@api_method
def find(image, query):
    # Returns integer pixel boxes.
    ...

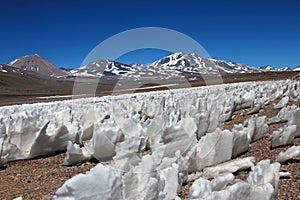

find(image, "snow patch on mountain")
[293,66,300,71]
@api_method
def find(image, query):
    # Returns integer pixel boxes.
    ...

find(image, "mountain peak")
[7,54,67,77]
[33,54,42,57]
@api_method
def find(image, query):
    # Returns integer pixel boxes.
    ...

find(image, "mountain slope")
[72,52,264,79]
[151,52,261,74]
[8,54,68,77]
[70,60,136,77]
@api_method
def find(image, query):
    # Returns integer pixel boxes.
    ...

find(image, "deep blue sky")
[0,0,299,69]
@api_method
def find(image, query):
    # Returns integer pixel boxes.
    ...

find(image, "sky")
[0,0,299,69]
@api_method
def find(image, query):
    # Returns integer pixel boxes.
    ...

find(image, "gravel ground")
[0,154,96,199]
[0,99,299,199]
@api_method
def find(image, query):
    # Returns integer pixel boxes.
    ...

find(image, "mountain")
[7,54,68,77]
[260,66,277,71]
[5,52,295,81]
[259,66,291,72]
[0,64,10,73]
[293,66,300,71]
[70,60,137,77]
[72,52,263,80]
[152,52,261,74]
[279,67,292,71]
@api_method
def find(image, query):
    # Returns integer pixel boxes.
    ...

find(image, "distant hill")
[7,54,68,77]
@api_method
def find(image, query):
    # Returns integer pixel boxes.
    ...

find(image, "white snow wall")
[1,80,300,167]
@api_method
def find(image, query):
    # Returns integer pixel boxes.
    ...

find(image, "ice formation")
[0,80,300,199]
[244,116,268,142]
[193,128,234,171]
[273,96,289,109]
[270,125,296,148]
[54,164,123,199]
[0,80,297,167]
[203,157,255,178]
[276,145,300,162]
[267,105,298,124]
[287,109,300,137]
[231,124,251,158]
[190,160,280,200]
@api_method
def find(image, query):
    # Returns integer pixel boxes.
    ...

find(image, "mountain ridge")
[3,52,298,79]
[71,52,293,79]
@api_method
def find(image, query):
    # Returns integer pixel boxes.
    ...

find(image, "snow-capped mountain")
[70,60,138,77]
[260,66,277,71]
[8,54,68,77]
[293,66,300,71]
[72,52,264,79]
[259,66,291,72]
[151,52,261,74]
[5,52,295,80]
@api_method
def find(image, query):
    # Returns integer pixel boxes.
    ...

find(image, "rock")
[276,145,300,162]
